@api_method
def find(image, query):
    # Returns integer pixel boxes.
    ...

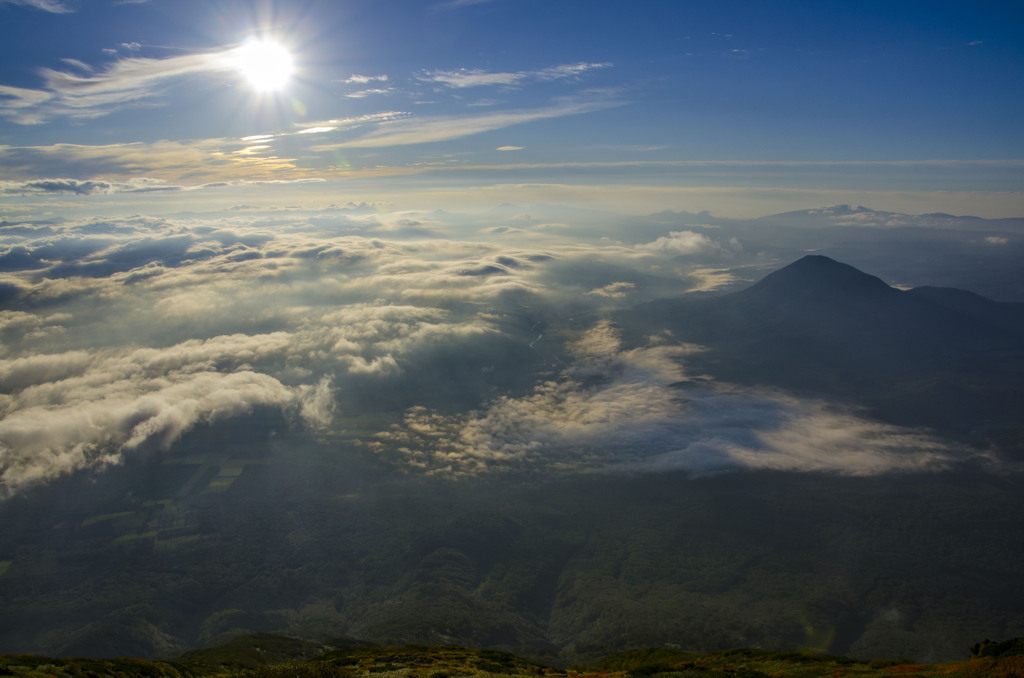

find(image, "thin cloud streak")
[431,0,500,11]
[0,0,72,12]
[0,176,324,195]
[292,112,410,135]
[345,88,394,99]
[343,74,389,84]
[0,46,247,123]
[437,158,1024,171]
[419,62,611,89]
[312,100,620,150]
[0,137,308,183]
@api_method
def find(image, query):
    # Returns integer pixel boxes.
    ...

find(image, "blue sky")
[1,0,1023,217]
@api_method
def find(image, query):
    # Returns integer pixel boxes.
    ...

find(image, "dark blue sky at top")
[2,1,1019,144]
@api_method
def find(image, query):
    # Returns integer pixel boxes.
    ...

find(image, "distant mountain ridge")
[751,204,1024,232]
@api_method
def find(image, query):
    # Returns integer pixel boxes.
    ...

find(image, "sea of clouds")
[0,206,964,495]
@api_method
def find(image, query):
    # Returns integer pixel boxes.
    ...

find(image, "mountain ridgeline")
[622,254,1024,441]
[5,633,1024,678]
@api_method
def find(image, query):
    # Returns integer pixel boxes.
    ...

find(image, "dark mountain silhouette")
[722,255,1023,361]
[734,254,898,303]
[622,255,1024,439]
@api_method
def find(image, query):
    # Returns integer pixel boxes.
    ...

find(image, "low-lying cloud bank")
[0,208,975,495]
[369,322,957,477]
[0,366,329,496]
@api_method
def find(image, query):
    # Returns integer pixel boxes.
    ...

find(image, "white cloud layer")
[0,212,556,494]
[637,230,741,257]
[370,322,956,477]
[0,365,309,496]
[0,208,974,496]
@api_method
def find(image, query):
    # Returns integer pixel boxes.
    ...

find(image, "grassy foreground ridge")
[2,634,1023,678]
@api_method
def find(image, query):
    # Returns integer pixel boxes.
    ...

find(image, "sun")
[231,38,294,92]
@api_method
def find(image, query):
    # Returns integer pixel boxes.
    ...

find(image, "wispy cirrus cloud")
[0,110,413,186]
[290,112,410,137]
[422,69,522,88]
[424,158,1024,171]
[0,176,323,196]
[101,42,142,56]
[339,75,393,98]
[311,99,619,150]
[0,0,73,12]
[346,88,394,99]
[418,62,611,89]
[343,74,389,84]
[0,45,247,124]
[431,0,499,11]
[59,58,93,73]
[0,85,53,124]
[0,136,311,184]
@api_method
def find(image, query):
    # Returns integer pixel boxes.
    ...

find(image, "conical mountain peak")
[738,254,897,303]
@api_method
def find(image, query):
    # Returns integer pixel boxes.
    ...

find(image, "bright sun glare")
[231,38,294,92]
